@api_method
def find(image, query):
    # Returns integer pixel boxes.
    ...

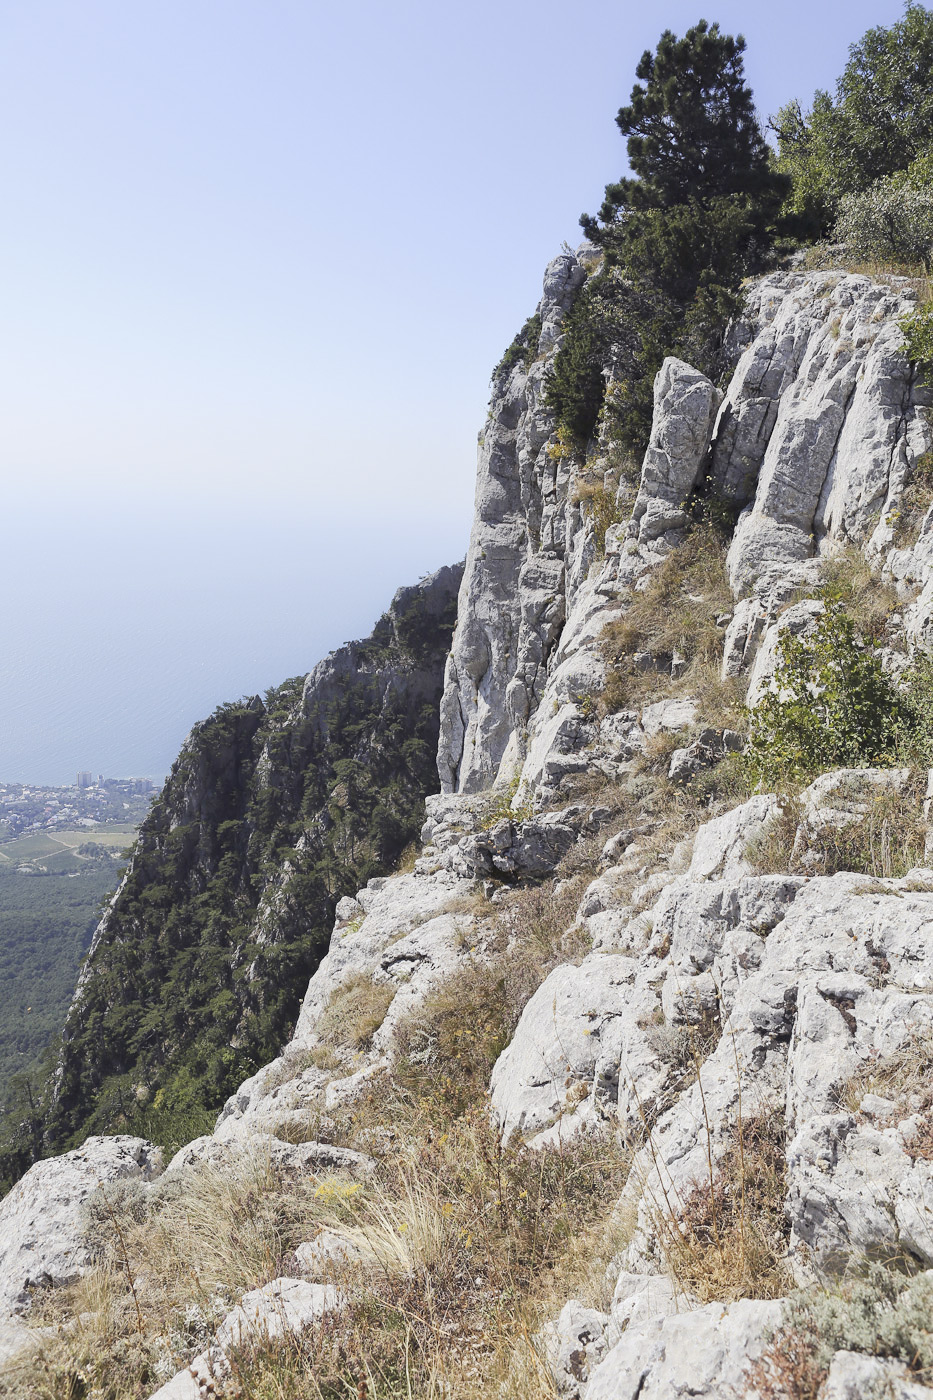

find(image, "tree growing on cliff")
[582,20,784,239]
[549,22,784,451]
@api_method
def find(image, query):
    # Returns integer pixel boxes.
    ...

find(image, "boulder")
[584,1297,782,1399]
[0,1135,161,1336]
[821,1349,933,1399]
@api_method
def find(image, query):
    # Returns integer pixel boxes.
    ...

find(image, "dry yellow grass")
[318,974,395,1051]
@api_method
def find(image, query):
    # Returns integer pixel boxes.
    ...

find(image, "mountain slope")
[4,566,461,1179]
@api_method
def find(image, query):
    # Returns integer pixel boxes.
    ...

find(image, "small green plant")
[744,602,904,786]
[492,312,543,388]
[901,302,933,374]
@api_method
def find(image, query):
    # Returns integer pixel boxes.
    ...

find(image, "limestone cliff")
[4,256,933,1400]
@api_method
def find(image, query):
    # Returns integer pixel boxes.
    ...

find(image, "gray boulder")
[0,1135,161,1358]
[584,1297,781,1399]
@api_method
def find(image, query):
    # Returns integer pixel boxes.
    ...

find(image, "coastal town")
[0,776,156,843]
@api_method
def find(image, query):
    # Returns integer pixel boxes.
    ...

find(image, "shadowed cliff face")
[29,565,461,1163]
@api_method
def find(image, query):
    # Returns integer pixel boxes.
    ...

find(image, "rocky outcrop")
[7,255,933,1396]
[0,1135,161,1360]
[630,358,722,545]
[440,267,932,813]
[437,251,589,795]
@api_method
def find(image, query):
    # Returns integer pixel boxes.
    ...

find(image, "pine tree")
[582,20,786,239]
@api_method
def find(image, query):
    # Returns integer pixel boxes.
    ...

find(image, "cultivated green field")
[0,825,136,864]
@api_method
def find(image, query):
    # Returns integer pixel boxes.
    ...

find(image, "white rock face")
[439,266,932,805]
[584,1298,781,1399]
[0,1135,161,1359]
[213,866,478,1141]
[437,250,588,794]
[490,954,664,1143]
[821,1350,933,1399]
[713,271,930,595]
[629,358,721,544]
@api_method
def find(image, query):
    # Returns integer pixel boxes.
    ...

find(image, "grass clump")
[392,880,590,1131]
[653,1114,792,1306]
[840,1028,933,1125]
[817,546,899,641]
[318,974,395,1052]
[572,470,630,557]
[600,523,736,718]
[893,446,933,547]
[747,778,928,880]
[1,1151,333,1400]
[223,1115,631,1400]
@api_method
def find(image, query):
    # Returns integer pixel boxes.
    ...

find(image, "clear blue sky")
[0,0,908,783]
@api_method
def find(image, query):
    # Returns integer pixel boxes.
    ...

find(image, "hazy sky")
[0,0,908,783]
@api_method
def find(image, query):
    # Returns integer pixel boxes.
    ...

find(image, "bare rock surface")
[584,1298,781,1399]
[821,1350,933,1399]
[0,1136,161,1360]
[629,357,721,544]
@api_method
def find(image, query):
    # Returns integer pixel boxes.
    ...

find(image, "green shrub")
[902,304,933,373]
[835,162,933,267]
[491,312,543,389]
[774,5,933,235]
[744,603,904,786]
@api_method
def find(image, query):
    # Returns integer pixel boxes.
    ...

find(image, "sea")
[1,494,466,787]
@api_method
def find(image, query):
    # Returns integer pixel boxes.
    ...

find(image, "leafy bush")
[744,603,904,786]
[834,163,933,267]
[902,305,933,373]
[491,312,543,389]
[774,4,933,233]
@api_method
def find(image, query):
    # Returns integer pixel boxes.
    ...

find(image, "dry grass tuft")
[318,974,395,1052]
[600,524,735,718]
[221,1116,630,1399]
[892,448,933,549]
[840,1028,933,1123]
[2,1150,334,1399]
[391,878,591,1130]
[818,545,900,639]
[747,779,927,879]
[654,1114,792,1305]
